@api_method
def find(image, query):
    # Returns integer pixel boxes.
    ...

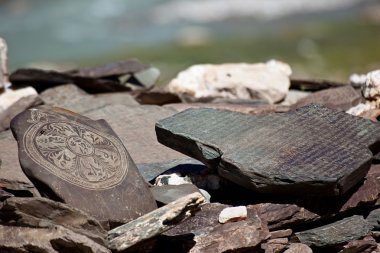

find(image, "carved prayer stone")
[10,107,157,227]
[156,104,380,196]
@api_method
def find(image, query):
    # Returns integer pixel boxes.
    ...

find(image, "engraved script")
[24,111,128,190]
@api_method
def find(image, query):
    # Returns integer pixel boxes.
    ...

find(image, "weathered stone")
[0,37,8,91]
[261,240,288,253]
[10,107,157,227]
[151,184,203,205]
[0,197,106,245]
[0,87,41,131]
[154,173,192,186]
[281,90,311,106]
[248,203,320,230]
[292,85,362,111]
[0,224,110,253]
[218,206,247,224]
[134,89,182,105]
[358,109,380,122]
[156,105,379,196]
[167,60,291,104]
[10,68,129,93]
[362,69,380,108]
[346,103,372,116]
[165,102,289,115]
[0,130,39,196]
[283,243,313,253]
[270,229,293,239]
[339,237,379,253]
[107,192,205,252]
[85,104,186,165]
[40,84,137,114]
[366,208,380,230]
[136,158,207,182]
[295,215,372,248]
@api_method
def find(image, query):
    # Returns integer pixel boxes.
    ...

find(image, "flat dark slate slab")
[10,107,157,227]
[295,215,372,248]
[292,85,362,111]
[156,104,380,196]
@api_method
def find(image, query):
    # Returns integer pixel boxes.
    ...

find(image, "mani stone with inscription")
[10,107,157,228]
[156,104,380,196]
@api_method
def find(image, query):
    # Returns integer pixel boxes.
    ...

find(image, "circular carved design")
[23,121,128,190]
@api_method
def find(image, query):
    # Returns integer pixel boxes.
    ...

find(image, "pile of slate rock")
[2,37,380,253]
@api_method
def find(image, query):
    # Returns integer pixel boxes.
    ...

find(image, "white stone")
[218,206,247,224]
[154,173,192,186]
[167,60,291,104]
[199,189,211,203]
[362,70,380,108]
[349,73,366,88]
[0,87,39,131]
[346,103,372,116]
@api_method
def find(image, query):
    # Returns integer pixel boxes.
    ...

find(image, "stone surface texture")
[283,243,313,253]
[0,197,106,245]
[156,104,379,196]
[362,69,380,108]
[107,192,205,252]
[295,215,372,248]
[10,107,157,227]
[0,224,110,253]
[292,85,361,111]
[167,60,291,104]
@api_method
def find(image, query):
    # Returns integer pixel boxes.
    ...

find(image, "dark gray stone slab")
[156,104,379,196]
[40,84,138,114]
[85,105,187,165]
[0,224,111,253]
[0,196,106,245]
[295,215,372,248]
[292,85,362,111]
[0,130,39,196]
[10,107,157,228]
[150,184,202,205]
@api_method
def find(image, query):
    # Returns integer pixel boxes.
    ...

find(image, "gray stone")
[85,104,186,165]
[0,130,39,196]
[151,184,203,205]
[156,104,379,196]
[292,85,362,111]
[0,197,106,245]
[11,107,157,228]
[295,215,372,248]
[0,224,110,253]
[107,192,205,252]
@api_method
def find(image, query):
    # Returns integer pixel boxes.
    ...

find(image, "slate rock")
[0,224,110,253]
[261,239,288,253]
[85,104,186,165]
[156,104,379,196]
[107,192,205,252]
[0,196,106,245]
[151,184,203,205]
[134,89,182,105]
[0,130,39,196]
[10,107,157,227]
[295,215,372,248]
[339,237,379,253]
[165,102,289,115]
[40,84,138,114]
[292,85,362,111]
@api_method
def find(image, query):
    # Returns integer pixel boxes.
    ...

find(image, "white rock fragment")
[218,206,247,224]
[0,37,9,91]
[199,189,211,203]
[154,173,192,186]
[349,73,366,88]
[167,60,292,104]
[346,103,372,116]
[0,87,40,131]
[362,70,380,108]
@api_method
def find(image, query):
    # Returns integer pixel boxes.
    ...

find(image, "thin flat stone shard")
[295,215,372,248]
[292,85,362,111]
[10,107,157,227]
[156,104,379,196]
